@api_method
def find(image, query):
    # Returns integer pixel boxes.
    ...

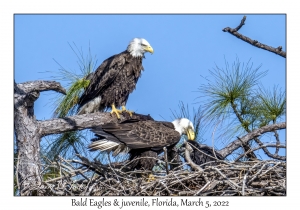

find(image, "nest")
[27,153,286,196]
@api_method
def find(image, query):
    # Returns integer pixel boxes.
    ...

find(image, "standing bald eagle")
[89,117,195,171]
[77,38,153,118]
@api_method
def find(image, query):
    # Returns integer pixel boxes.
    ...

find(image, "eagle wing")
[100,120,181,150]
[78,51,127,106]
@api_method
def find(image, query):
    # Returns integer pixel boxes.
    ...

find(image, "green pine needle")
[257,85,286,124]
[42,42,97,160]
[199,58,267,123]
[53,78,90,118]
[45,130,89,160]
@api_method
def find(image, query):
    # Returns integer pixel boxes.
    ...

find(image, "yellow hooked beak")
[187,128,195,140]
[144,45,154,54]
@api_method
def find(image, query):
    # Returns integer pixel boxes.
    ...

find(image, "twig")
[194,181,211,195]
[44,182,65,196]
[15,151,21,193]
[184,141,204,173]
[272,123,281,155]
[234,143,286,162]
[207,166,241,189]
[242,173,247,196]
[222,16,286,58]
[211,120,221,160]
[163,147,169,175]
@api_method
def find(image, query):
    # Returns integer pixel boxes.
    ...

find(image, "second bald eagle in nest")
[77,38,154,118]
[89,116,195,172]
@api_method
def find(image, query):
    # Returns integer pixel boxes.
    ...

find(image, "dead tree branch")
[251,135,286,161]
[38,112,123,137]
[234,143,286,162]
[222,16,286,58]
[219,122,286,159]
[184,141,204,173]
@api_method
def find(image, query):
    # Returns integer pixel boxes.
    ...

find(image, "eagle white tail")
[88,139,130,156]
[88,140,120,151]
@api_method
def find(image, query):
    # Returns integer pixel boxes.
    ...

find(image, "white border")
[3,1,297,209]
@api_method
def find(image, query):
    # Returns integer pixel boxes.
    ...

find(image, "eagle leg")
[110,104,123,119]
[121,106,134,117]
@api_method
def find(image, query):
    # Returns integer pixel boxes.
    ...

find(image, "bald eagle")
[77,38,154,118]
[89,116,195,171]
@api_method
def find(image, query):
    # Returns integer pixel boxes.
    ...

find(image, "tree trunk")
[14,81,66,195]
[14,105,42,195]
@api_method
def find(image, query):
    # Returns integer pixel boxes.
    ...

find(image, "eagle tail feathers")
[88,139,130,156]
[88,140,119,151]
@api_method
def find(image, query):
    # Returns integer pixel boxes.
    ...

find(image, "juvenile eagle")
[77,38,154,118]
[185,140,224,168]
[89,117,195,171]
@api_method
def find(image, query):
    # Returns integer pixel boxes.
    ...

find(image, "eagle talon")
[110,104,123,119]
[121,106,134,117]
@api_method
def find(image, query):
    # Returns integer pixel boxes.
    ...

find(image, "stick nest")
[26,156,286,196]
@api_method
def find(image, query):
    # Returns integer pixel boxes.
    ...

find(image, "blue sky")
[14,14,286,158]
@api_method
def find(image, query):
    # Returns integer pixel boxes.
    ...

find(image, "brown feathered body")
[89,117,182,171]
[77,51,143,114]
[186,140,224,168]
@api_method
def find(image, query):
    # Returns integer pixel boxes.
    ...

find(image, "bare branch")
[184,141,204,173]
[219,122,286,158]
[211,120,221,160]
[234,143,286,162]
[251,134,286,160]
[230,101,257,160]
[234,15,246,31]
[272,125,281,155]
[163,147,169,175]
[38,112,118,136]
[16,80,66,95]
[194,181,211,196]
[38,112,152,137]
[222,16,286,58]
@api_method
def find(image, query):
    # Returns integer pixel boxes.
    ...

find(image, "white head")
[172,118,195,140]
[127,38,154,57]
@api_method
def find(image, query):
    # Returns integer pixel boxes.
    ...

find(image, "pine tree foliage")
[44,43,97,159]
